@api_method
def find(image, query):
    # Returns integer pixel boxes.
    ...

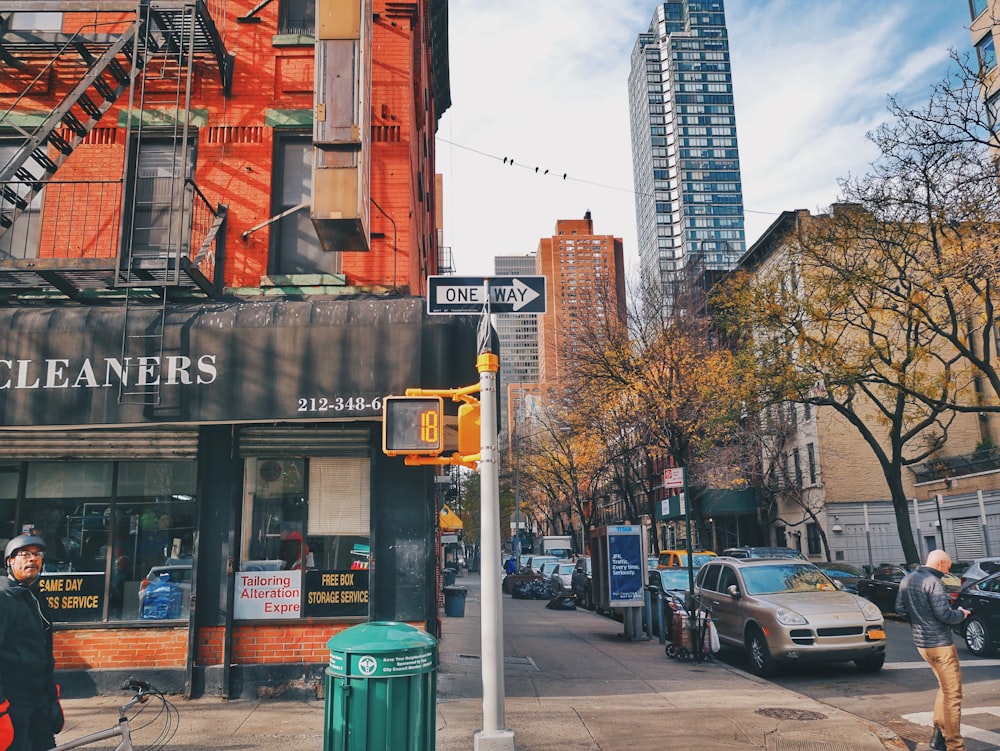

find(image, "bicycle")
[50,679,179,751]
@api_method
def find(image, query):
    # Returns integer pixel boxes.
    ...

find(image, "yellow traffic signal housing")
[382,396,444,456]
[457,402,480,457]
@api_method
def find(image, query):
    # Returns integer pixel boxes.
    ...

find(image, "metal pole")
[474,329,515,750]
[979,490,992,557]
[934,493,945,553]
[681,468,699,661]
[513,429,521,558]
[864,503,873,572]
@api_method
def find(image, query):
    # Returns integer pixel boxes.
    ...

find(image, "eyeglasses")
[11,549,44,560]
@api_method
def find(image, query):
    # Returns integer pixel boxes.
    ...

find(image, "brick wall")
[58,623,350,671]
[54,628,188,670]
[6,0,441,292]
[53,621,433,673]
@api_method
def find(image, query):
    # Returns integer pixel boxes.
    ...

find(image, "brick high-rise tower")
[536,212,626,389]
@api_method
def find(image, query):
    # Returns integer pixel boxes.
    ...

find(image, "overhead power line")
[435,136,780,217]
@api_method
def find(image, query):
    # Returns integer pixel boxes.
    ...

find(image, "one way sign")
[427,275,547,315]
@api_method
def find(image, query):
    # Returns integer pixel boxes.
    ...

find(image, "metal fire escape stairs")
[0,0,233,407]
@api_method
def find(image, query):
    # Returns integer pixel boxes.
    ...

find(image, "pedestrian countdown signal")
[382,396,444,455]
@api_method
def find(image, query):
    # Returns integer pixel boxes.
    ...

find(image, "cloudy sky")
[436,1,974,279]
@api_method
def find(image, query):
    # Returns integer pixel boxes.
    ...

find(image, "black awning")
[0,297,479,427]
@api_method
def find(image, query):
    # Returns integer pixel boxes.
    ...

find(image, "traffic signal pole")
[474,350,515,751]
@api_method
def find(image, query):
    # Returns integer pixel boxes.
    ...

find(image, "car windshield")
[822,564,862,579]
[658,569,690,590]
[557,563,574,575]
[740,563,836,594]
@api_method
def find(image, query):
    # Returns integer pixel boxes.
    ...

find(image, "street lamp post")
[513,429,522,558]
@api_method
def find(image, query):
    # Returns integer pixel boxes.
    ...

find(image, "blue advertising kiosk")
[589,525,647,639]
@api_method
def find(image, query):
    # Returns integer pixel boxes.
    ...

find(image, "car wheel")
[854,652,885,673]
[964,616,993,656]
[746,626,778,678]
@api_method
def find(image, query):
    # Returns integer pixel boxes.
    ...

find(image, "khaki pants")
[918,644,965,751]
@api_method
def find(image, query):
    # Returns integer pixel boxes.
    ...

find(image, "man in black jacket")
[896,549,970,751]
[0,534,63,751]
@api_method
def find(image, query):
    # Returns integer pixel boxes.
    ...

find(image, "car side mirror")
[726,584,741,599]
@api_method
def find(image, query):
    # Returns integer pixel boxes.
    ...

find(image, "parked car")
[648,567,692,601]
[815,562,865,594]
[955,569,1000,656]
[857,564,962,614]
[647,567,692,639]
[695,558,886,677]
[721,547,806,560]
[525,555,558,575]
[959,557,1000,587]
[657,549,716,569]
[571,555,594,609]
[538,560,561,581]
[550,562,576,594]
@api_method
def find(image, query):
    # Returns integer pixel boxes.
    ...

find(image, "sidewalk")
[55,568,914,751]
[435,569,907,751]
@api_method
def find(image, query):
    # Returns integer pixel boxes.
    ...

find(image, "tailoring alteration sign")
[235,571,301,619]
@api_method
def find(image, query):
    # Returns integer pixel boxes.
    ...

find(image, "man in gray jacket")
[895,550,970,751]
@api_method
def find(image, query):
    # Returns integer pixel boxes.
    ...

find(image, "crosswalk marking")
[902,708,1000,746]
[884,659,1000,670]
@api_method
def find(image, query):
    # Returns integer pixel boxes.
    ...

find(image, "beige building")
[742,209,1000,567]
[970,0,999,118]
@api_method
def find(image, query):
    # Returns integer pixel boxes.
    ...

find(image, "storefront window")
[238,456,370,619]
[0,464,17,543]
[6,460,196,623]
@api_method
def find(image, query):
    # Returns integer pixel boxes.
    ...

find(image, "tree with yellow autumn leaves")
[714,52,1000,564]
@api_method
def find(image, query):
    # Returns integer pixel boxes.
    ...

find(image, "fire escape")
[0,0,232,405]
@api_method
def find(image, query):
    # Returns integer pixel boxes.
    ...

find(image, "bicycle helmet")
[5,534,46,562]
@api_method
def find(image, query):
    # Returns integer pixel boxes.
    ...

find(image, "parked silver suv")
[695,557,886,677]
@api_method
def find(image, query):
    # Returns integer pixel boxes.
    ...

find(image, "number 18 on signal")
[382,396,444,455]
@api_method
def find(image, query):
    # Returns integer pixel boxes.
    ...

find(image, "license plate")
[867,628,886,640]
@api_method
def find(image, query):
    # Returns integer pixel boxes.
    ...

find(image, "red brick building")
[536,212,626,388]
[0,0,469,698]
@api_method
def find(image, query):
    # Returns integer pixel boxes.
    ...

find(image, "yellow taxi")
[657,549,716,569]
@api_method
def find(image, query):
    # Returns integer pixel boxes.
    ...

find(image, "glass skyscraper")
[628,0,746,318]
[494,253,540,427]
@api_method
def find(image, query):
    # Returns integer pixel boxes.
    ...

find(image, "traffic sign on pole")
[663,467,685,489]
[427,275,546,315]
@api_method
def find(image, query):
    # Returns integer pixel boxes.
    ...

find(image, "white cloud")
[438,1,973,278]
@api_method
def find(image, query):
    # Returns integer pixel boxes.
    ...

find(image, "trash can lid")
[327,621,437,654]
[326,622,437,678]
[443,586,467,594]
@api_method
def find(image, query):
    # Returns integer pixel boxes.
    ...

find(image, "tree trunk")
[888,473,919,565]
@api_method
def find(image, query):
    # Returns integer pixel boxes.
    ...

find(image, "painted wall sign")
[0,299,478,427]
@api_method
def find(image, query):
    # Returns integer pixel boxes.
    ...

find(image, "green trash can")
[324,622,437,751]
